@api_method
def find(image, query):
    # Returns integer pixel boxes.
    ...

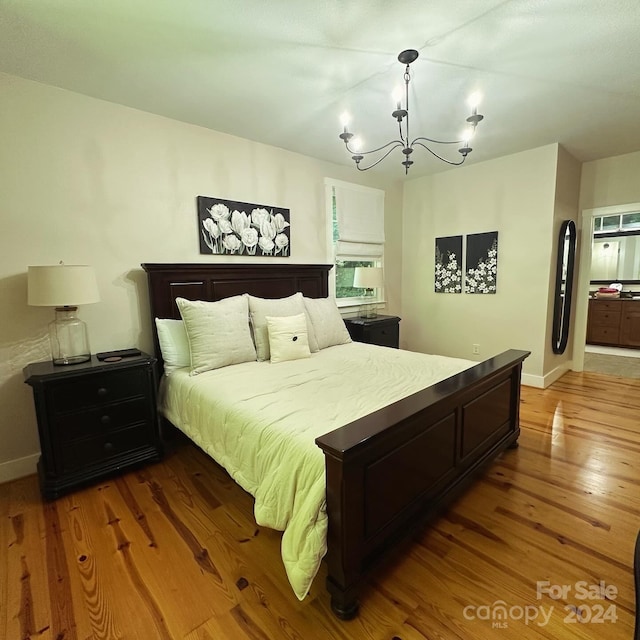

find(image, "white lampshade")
[27,264,100,366]
[28,264,100,307]
[353,267,384,290]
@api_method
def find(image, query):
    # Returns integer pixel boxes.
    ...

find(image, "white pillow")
[303,296,352,350]
[247,292,319,361]
[176,296,256,375]
[155,318,190,375]
[266,314,311,364]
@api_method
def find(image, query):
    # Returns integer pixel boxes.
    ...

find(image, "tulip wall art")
[198,196,291,257]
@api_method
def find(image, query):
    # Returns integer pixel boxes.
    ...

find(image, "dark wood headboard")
[141,262,332,361]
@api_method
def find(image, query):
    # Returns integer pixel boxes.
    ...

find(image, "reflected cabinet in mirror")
[552,220,577,355]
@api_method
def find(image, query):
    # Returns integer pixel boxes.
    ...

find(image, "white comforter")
[160,342,474,600]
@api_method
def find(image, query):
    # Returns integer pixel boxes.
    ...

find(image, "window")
[594,212,640,233]
[622,212,640,230]
[325,178,385,307]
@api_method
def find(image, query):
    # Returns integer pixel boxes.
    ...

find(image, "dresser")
[343,315,401,348]
[24,353,163,499]
[586,299,640,348]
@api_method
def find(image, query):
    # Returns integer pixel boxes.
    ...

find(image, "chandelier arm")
[411,136,462,145]
[345,139,404,157]
[353,143,406,171]
[412,141,466,166]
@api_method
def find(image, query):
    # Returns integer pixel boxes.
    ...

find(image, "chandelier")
[338,49,484,174]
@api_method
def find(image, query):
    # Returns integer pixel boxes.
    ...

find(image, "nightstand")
[344,315,401,348]
[24,353,163,500]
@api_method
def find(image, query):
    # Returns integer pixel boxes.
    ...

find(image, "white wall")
[580,150,640,211]
[400,144,562,384]
[0,72,403,481]
[542,145,581,380]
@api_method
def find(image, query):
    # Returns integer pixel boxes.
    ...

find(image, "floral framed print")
[435,235,463,293]
[198,196,290,257]
[465,231,498,293]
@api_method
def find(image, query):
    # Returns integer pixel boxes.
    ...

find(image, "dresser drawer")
[588,325,620,345]
[589,309,621,327]
[590,300,622,311]
[55,397,151,443]
[49,367,148,414]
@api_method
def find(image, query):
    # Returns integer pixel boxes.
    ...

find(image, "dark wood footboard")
[315,348,530,619]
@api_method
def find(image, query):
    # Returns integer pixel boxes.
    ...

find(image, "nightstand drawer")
[60,424,152,473]
[55,398,151,443]
[366,323,399,348]
[49,367,147,413]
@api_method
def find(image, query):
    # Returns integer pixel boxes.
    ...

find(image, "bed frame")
[142,262,530,619]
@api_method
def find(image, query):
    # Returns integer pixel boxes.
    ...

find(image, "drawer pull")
[97,387,108,398]
[100,415,111,426]
[103,442,114,453]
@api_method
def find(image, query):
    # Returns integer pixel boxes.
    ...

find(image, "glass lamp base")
[359,306,378,319]
[52,354,91,366]
[49,306,91,366]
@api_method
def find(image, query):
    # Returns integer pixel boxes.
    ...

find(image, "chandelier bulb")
[392,87,403,110]
[468,92,482,110]
[340,112,352,134]
[460,126,475,143]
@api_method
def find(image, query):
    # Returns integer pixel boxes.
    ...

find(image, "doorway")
[573,202,640,374]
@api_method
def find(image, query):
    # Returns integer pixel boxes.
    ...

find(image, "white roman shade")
[329,179,385,258]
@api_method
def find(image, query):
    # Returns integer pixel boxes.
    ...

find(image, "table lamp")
[28,264,100,365]
[353,266,383,319]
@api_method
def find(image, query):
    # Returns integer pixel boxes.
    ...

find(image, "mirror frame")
[552,219,577,355]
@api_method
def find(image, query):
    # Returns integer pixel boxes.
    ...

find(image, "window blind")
[330,180,385,259]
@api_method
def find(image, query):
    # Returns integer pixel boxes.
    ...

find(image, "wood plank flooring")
[1,370,638,639]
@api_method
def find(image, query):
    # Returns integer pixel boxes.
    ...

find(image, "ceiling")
[2,0,640,180]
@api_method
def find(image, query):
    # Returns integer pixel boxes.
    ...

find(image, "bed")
[142,262,530,619]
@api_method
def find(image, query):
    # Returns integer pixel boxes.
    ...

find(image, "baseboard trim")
[521,373,544,388]
[0,453,39,485]
[522,361,572,389]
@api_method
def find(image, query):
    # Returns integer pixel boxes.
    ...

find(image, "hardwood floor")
[2,370,639,639]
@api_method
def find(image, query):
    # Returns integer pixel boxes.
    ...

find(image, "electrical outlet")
[472,344,480,355]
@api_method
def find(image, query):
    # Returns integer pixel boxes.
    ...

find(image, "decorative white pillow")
[303,296,352,350]
[155,318,190,375]
[175,296,256,375]
[247,292,319,360]
[266,314,311,364]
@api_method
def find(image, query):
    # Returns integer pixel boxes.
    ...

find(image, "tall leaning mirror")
[552,219,577,354]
